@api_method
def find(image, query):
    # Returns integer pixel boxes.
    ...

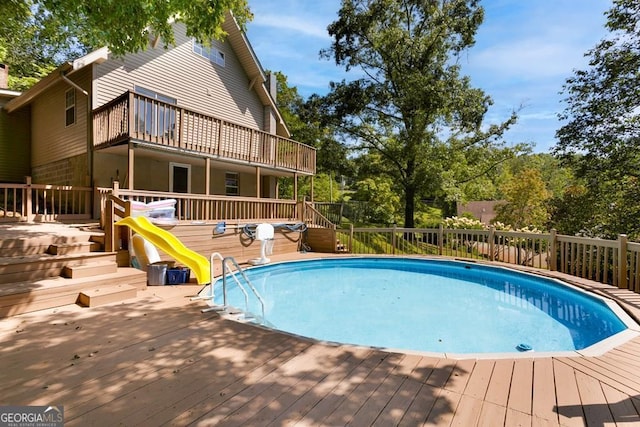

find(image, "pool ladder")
[197,252,266,323]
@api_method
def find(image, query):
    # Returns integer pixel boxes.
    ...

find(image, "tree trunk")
[404,185,416,228]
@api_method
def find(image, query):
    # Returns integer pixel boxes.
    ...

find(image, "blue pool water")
[213,258,628,354]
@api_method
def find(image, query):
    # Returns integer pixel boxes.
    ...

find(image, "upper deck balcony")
[92,91,316,175]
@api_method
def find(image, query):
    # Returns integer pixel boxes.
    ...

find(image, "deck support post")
[127,141,134,190]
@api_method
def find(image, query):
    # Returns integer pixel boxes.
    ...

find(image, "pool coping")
[209,253,640,360]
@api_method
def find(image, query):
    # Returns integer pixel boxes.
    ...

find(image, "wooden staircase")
[0,225,146,317]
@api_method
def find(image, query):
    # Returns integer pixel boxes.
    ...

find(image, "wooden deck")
[2,263,640,426]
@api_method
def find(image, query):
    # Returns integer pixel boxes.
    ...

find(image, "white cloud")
[252,14,331,39]
[246,0,614,152]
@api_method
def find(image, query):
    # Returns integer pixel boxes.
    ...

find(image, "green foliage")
[310,174,342,202]
[271,71,353,176]
[548,184,595,236]
[0,0,252,90]
[494,168,550,230]
[413,205,443,228]
[321,0,525,228]
[554,0,640,239]
[550,179,640,240]
[351,176,401,225]
[43,0,252,55]
[501,153,573,199]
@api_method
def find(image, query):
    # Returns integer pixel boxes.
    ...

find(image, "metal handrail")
[198,252,265,322]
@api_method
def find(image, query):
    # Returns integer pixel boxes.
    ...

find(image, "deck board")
[508,358,534,415]
[463,359,494,400]
[484,359,514,407]
[553,359,586,427]
[532,357,559,424]
[574,370,616,426]
[2,276,640,426]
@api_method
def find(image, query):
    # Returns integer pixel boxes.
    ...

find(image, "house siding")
[30,67,91,184]
[94,151,274,197]
[94,24,265,132]
[0,97,30,183]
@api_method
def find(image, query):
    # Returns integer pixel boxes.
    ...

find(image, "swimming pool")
[211,257,636,355]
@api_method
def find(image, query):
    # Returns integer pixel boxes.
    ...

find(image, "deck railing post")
[24,176,33,222]
[128,91,135,137]
[104,198,114,252]
[349,224,354,254]
[438,224,444,256]
[549,229,557,271]
[488,226,495,261]
[112,180,120,198]
[391,225,397,255]
[619,234,628,289]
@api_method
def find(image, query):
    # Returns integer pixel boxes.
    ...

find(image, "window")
[193,40,225,67]
[65,88,75,126]
[133,85,177,138]
[225,172,239,196]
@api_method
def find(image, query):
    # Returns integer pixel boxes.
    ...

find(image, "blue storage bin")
[166,268,191,284]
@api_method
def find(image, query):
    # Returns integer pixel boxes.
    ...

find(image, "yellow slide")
[116,216,211,285]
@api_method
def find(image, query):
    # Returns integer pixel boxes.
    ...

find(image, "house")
[456,200,503,225]
[1,12,316,224]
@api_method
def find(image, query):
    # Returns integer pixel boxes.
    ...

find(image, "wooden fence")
[337,225,640,292]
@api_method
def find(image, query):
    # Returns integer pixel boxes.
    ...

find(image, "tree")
[269,71,354,202]
[494,168,550,230]
[351,176,401,225]
[1,0,252,89]
[320,0,522,228]
[554,0,640,237]
[271,72,353,177]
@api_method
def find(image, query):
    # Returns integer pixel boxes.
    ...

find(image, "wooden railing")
[0,177,92,222]
[337,226,640,292]
[303,201,337,229]
[97,184,302,224]
[93,91,316,174]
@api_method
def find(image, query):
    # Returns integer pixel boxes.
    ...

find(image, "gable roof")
[4,13,291,138]
[4,48,109,113]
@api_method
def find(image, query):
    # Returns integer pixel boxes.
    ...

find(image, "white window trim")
[169,162,191,193]
[65,88,76,127]
[192,40,225,67]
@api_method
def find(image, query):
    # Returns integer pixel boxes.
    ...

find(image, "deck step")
[0,267,147,317]
[0,233,102,257]
[77,284,138,307]
[0,252,118,284]
[62,261,118,279]
[47,241,101,255]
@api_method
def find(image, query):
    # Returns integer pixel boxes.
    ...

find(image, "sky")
[246,0,612,153]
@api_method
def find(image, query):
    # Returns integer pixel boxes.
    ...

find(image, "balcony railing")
[92,91,316,175]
